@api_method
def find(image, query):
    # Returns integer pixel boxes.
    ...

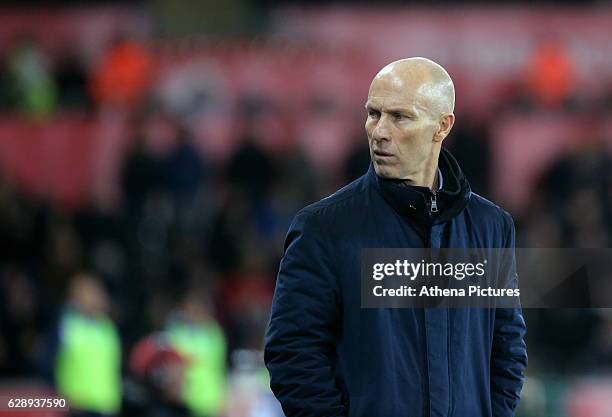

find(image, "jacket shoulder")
[469,192,513,220]
[467,192,515,239]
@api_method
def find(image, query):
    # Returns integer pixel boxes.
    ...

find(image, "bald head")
[370,57,455,117]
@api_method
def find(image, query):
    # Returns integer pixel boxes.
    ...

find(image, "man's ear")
[434,113,455,142]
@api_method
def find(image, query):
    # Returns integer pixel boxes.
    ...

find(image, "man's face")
[365,75,440,180]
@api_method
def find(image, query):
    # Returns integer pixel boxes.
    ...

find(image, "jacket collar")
[368,147,471,227]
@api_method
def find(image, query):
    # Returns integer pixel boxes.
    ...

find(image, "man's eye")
[392,113,405,120]
[368,110,380,118]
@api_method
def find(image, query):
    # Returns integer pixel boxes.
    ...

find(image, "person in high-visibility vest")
[54,273,122,417]
[166,292,227,417]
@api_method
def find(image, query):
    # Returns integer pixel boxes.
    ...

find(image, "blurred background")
[0,1,612,416]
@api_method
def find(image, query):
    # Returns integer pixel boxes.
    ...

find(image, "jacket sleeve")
[490,212,528,417]
[264,209,347,417]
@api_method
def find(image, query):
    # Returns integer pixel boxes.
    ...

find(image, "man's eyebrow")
[385,108,411,114]
[381,107,417,116]
[365,103,417,116]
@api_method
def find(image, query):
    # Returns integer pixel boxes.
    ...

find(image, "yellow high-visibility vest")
[55,310,121,414]
[167,320,226,417]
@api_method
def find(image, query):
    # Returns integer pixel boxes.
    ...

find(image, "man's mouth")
[373,150,395,159]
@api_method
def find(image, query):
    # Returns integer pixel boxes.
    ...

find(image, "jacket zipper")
[430,191,438,214]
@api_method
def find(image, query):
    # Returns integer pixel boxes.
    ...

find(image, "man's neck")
[431,170,440,191]
[406,148,441,190]
[403,171,437,188]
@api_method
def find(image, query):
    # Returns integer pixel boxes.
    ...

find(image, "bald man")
[265,58,527,417]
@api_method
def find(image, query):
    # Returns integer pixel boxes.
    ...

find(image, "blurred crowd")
[0,11,612,417]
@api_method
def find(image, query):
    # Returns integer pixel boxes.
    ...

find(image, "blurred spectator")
[279,144,318,206]
[126,332,190,417]
[446,119,492,196]
[220,244,275,353]
[51,273,122,417]
[165,290,227,417]
[520,209,564,248]
[564,187,610,247]
[7,34,57,117]
[250,145,317,253]
[207,189,251,273]
[525,39,575,110]
[226,133,277,205]
[523,309,601,373]
[0,175,47,264]
[343,140,371,184]
[73,202,125,283]
[0,266,45,376]
[536,138,612,247]
[120,127,166,217]
[54,48,91,110]
[43,215,84,307]
[163,122,208,209]
[89,34,153,110]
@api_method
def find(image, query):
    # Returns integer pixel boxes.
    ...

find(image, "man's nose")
[371,116,391,142]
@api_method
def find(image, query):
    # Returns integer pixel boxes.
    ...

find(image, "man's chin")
[373,163,397,179]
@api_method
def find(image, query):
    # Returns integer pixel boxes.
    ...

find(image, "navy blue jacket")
[264,148,527,417]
